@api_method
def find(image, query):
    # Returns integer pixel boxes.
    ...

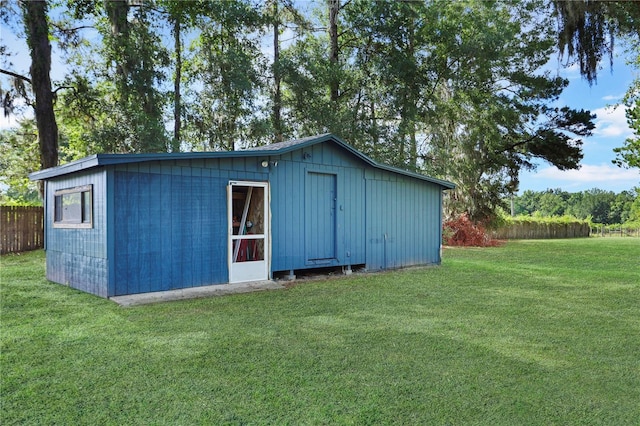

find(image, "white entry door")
[228,181,269,283]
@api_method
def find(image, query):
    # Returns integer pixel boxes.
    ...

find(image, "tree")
[102,0,169,152]
[262,0,309,143]
[538,189,569,217]
[164,2,185,152]
[613,128,640,169]
[554,1,640,171]
[512,188,638,225]
[352,0,431,170]
[280,0,361,143]
[58,0,170,154]
[578,189,616,224]
[610,190,635,224]
[7,1,59,176]
[270,0,282,142]
[514,190,541,216]
[420,1,594,221]
[554,0,640,85]
[182,0,266,151]
[328,0,340,103]
[0,120,41,204]
[613,55,640,169]
[628,188,640,223]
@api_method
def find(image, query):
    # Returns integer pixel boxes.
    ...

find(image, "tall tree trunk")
[370,100,379,154]
[219,32,235,152]
[172,12,182,152]
[408,34,418,171]
[104,0,130,90]
[21,0,58,174]
[272,0,283,143]
[409,124,417,170]
[328,0,340,102]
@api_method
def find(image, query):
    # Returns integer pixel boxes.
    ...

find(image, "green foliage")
[181,0,266,151]
[335,0,596,222]
[279,1,368,148]
[3,240,640,424]
[58,0,170,154]
[614,137,640,169]
[0,120,41,205]
[501,213,589,226]
[4,0,636,223]
[627,189,640,222]
[553,0,640,171]
[417,1,595,222]
[594,222,640,233]
[613,50,640,169]
[512,188,639,225]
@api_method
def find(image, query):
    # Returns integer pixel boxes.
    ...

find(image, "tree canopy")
[513,187,640,225]
[554,0,640,170]
[2,0,636,221]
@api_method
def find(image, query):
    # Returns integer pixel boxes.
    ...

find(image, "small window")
[53,185,93,228]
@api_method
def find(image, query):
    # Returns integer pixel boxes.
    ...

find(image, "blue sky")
[518,54,639,194]
[2,13,638,194]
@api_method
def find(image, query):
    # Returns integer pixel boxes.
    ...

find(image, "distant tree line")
[512,188,640,225]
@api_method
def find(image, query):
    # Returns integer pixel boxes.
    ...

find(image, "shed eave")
[374,163,456,189]
[29,155,101,181]
[243,133,455,189]
[28,133,456,190]
[28,150,265,181]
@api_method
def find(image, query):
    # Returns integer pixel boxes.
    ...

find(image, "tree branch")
[0,68,32,85]
[50,23,95,33]
[52,86,75,95]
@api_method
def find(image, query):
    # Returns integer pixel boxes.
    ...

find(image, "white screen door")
[228,181,269,283]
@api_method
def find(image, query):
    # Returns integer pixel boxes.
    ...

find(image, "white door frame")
[227,181,270,283]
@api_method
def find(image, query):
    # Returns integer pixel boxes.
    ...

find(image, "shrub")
[501,214,590,226]
[443,214,500,247]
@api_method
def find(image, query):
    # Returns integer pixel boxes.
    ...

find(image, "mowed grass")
[1,239,639,425]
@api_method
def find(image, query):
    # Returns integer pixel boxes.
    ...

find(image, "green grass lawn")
[2,239,639,425]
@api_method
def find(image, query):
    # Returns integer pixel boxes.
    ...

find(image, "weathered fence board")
[491,222,590,240]
[0,206,44,254]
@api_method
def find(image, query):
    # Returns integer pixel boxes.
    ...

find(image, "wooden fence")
[0,206,44,254]
[590,225,640,237]
[490,222,591,240]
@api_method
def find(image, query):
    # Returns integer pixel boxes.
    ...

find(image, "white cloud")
[560,62,581,80]
[592,105,632,138]
[601,93,626,102]
[534,164,640,188]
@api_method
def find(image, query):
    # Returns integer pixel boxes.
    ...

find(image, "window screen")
[53,185,93,228]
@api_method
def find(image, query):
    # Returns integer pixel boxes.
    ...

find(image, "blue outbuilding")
[29,134,454,298]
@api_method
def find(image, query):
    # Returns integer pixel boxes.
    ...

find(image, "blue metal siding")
[111,160,268,296]
[365,173,443,271]
[305,172,337,262]
[270,144,366,273]
[45,170,108,297]
[41,136,447,298]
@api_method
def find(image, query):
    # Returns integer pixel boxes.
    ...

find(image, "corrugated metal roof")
[29,133,455,189]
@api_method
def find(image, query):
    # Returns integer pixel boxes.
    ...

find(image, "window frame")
[53,184,93,229]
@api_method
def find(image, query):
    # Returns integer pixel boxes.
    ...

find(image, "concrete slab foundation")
[110,280,285,307]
